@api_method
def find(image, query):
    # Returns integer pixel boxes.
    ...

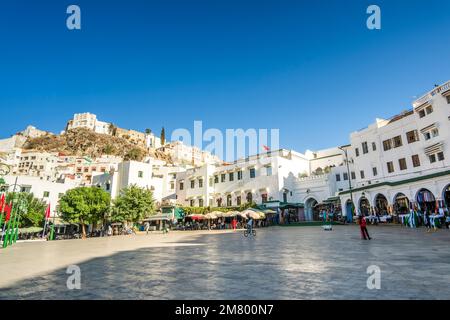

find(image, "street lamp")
[339,146,355,219]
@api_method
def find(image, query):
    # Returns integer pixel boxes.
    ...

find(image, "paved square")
[1,225,450,299]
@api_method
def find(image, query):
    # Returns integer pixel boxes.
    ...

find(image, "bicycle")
[244,228,256,237]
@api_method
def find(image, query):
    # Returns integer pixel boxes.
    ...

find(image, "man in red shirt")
[359,216,372,240]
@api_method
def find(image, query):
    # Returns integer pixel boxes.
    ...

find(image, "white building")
[20,125,49,138]
[1,175,80,218]
[163,141,222,166]
[66,112,111,135]
[176,149,317,209]
[13,151,60,181]
[338,81,450,218]
[93,159,182,207]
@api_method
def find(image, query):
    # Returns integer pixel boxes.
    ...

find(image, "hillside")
[23,128,149,161]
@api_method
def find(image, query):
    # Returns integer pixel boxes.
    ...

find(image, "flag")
[45,203,51,219]
[262,145,270,151]
[4,203,11,222]
[0,193,5,212]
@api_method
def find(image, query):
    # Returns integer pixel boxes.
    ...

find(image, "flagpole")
[2,177,18,248]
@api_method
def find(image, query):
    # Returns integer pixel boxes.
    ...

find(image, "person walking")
[231,218,237,231]
[359,215,371,240]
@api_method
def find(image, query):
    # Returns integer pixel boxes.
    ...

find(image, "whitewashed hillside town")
[1,81,450,224]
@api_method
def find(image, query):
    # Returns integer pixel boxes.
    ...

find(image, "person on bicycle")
[247,218,254,234]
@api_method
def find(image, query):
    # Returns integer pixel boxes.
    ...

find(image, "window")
[418,109,426,118]
[431,128,439,138]
[229,172,234,181]
[372,167,378,176]
[209,178,213,187]
[424,128,439,141]
[138,171,143,178]
[429,154,436,163]
[199,199,204,207]
[447,95,450,104]
[249,168,256,179]
[236,196,241,206]
[355,148,360,157]
[190,199,195,207]
[406,130,419,144]
[237,171,243,180]
[262,193,268,203]
[335,174,341,182]
[179,182,184,190]
[362,142,369,154]
[198,179,203,188]
[43,191,50,198]
[399,158,407,170]
[343,172,348,181]
[351,172,356,180]
[437,152,445,161]
[91,167,97,172]
[412,155,420,167]
[190,180,195,189]
[426,105,433,115]
[221,174,226,183]
[227,195,232,207]
[266,166,272,176]
[387,161,394,173]
[84,168,89,173]
[393,136,403,148]
[372,142,377,151]
[383,139,392,151]
[170,181,175,190]
[360,170,365,179]
[214,175,219,183]
[246,192,253,203]
[106,183,110,191]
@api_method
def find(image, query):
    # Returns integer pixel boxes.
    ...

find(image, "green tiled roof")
[339,169,450,195]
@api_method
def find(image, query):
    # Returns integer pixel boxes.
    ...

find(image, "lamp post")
[339,146,354,219]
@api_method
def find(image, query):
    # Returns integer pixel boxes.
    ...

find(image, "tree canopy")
[5,192,47,228]
[58,187,111,238]
[111,185,155,223]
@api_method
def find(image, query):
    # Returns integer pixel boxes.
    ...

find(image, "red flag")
[45,203,51,219]
[0,194,5,213]
[4,203,11,222]
[262,145,270,151]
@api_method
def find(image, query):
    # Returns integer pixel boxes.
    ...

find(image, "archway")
[359,196,370,216]
[393,193,409,215]
[443,184,450,208]
[345,199,354,223]
[416,188,435,212]
[374,194,389,215]
[246,192,253,204]
[305,198,318,221]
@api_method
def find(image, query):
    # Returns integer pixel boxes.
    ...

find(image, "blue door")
[346,202,353,223]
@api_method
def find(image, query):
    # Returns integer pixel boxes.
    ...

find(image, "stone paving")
[1,225,450,300]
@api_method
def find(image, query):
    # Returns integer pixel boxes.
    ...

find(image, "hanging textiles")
[417,190,435,203]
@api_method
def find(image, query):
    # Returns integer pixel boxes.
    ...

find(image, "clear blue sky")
[1,0,449,152]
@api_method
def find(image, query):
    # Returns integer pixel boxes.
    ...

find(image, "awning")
[424,142,443,156]
[143,214,171,222]
[420,123,438,133]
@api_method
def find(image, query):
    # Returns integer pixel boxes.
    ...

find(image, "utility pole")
[339,146,354,220]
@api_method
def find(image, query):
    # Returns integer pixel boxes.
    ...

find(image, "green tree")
[59,187,111,239]
[145,128,152,135]
[124,147,145,161]
[6,192,47,227]
[160,127,166,146]
[111,185,155,223]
